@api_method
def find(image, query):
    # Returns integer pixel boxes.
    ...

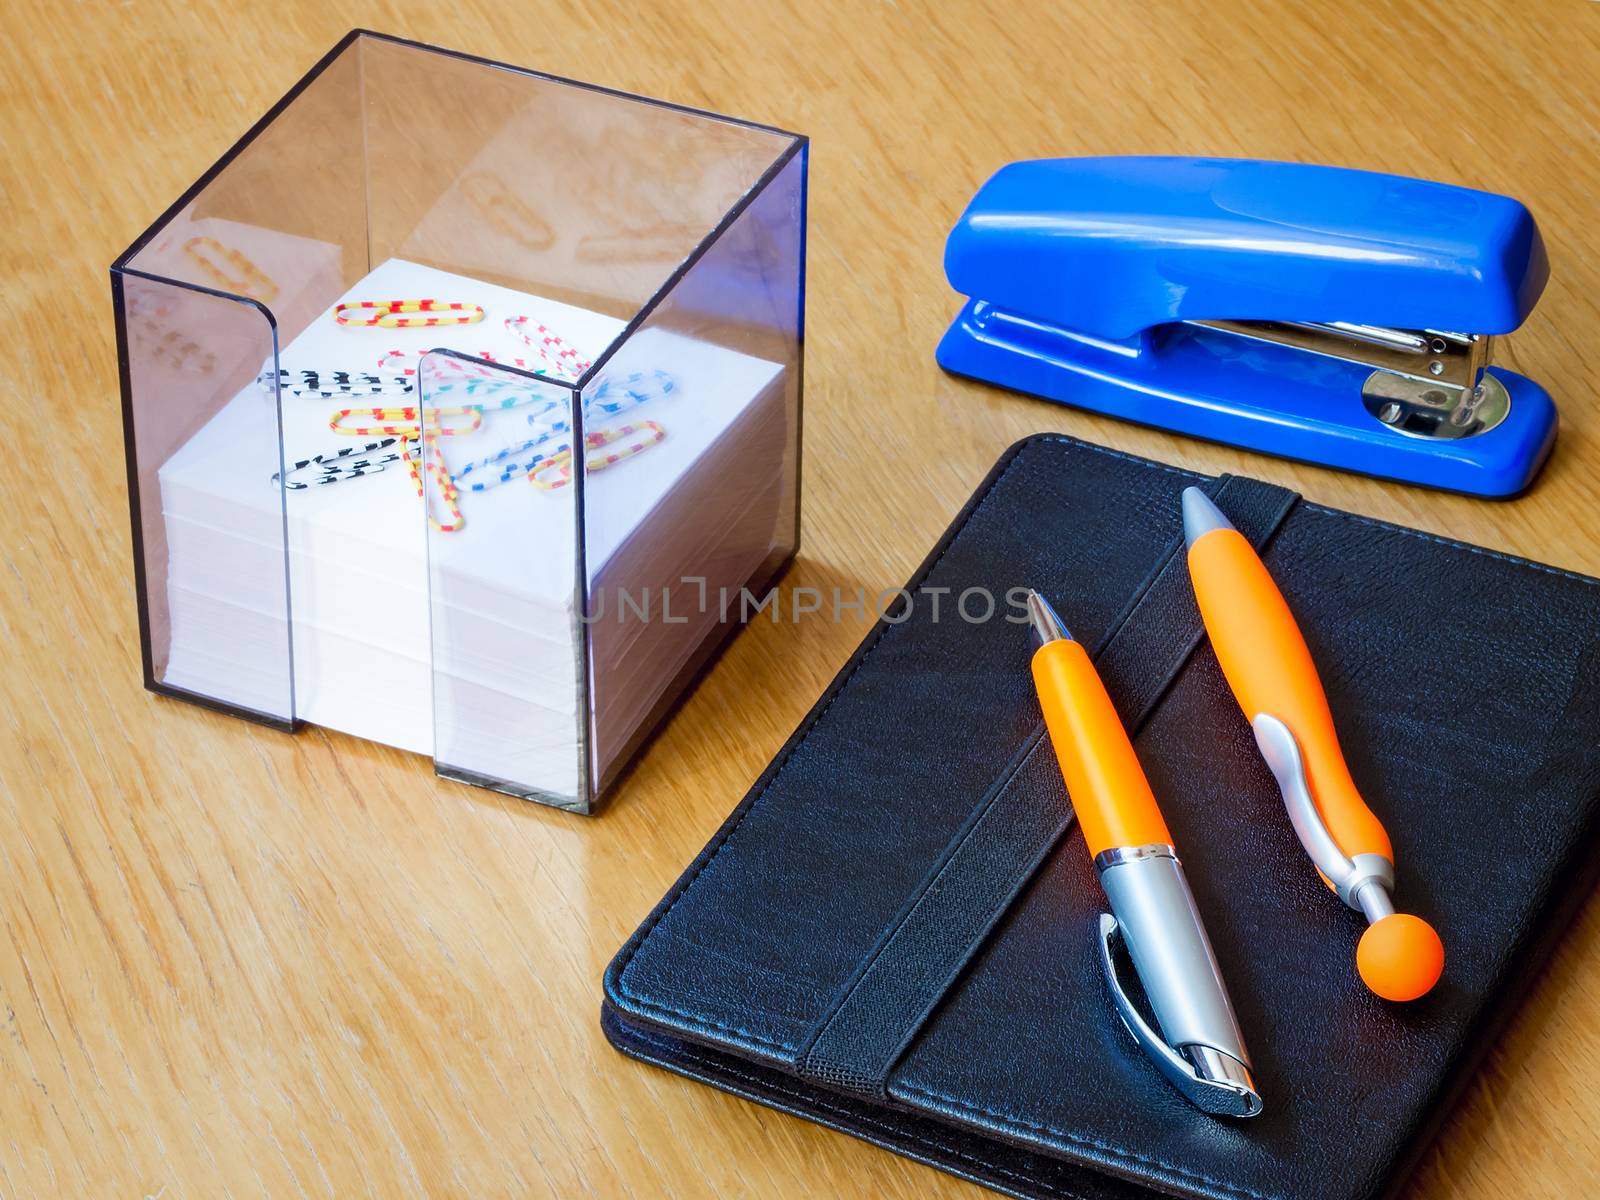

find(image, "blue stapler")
[937,157,1557,496]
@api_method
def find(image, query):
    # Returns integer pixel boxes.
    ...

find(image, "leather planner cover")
[601,434,1600,1200]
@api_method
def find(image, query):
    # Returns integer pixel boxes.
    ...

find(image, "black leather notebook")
[602,434,1600,1200]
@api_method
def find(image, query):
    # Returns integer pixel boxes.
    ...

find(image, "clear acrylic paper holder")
[113,31,806,812]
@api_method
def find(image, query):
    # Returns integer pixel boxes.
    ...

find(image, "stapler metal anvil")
[937,157,1558,496]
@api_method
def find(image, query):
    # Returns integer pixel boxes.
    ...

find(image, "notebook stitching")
[633,1030,1096,1199]
[635,1019,1262,1200]
[1301,503,1599,586]
[1033,435,1200,480]
[896,1081,1270,1200]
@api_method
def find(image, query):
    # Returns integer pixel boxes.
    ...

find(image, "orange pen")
[1028,592,1261,1118]
[1181,488,1444,1002]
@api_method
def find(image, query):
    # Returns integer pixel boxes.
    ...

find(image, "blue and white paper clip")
[453,369,676,492]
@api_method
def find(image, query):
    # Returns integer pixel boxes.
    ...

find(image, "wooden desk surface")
[4,2,1598,1196]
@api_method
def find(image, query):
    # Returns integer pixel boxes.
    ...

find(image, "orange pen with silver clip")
[1181,488,1444,1002]
[1027,591,1261,1117]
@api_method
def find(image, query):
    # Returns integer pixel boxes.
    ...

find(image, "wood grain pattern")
[2,1,1599,1195]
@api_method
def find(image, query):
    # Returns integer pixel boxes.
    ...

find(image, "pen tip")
[1026,590,1072,647]
[1181,487,1235,548]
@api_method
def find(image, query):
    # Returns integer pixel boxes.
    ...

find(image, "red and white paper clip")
[505,315,592,379]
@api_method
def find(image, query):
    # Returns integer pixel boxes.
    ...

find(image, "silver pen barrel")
[1025,589,1261,1117]
[1095,845,1261,1117]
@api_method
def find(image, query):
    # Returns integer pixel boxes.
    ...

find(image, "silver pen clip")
[1093,848,1263,1118]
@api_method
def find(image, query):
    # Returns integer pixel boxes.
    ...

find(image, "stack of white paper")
[158,259,787,800]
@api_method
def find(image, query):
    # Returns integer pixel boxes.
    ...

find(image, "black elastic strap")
[795,475,1298,1098]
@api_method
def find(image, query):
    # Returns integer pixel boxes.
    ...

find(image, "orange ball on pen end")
[1357,914,1444,1002]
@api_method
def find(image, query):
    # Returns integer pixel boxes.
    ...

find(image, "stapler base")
[937,301,1557,497]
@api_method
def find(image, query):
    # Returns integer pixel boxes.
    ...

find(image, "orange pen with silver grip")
[1181,488,1444,1002]
[1028,591,1261,1117]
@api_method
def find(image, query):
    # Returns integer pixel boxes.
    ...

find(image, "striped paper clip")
[406,436,466,533]
[263,368,414,399]
[528,421,667,491]
[376,350,556,400]
[334,300,485,329]
[183,237,279,303]
[283,426,466,533]
[329,406,484,438]
[505,316,592,379]
[376,349,515,379]
[454,420,573,493]
[588,369,676,417]
[274,439,412,489]
[450,369,677,491]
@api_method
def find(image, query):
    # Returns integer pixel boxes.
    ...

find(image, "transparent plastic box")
[112,30,807,812]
